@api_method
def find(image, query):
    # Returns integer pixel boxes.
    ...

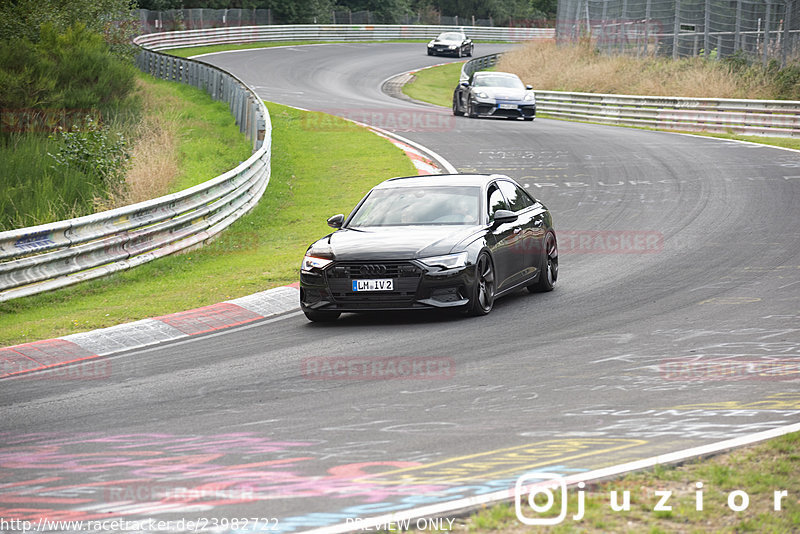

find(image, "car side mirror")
[492,209,518,225]
[460,82,469,87]
[526,85,533,90]
[327,214,344,229]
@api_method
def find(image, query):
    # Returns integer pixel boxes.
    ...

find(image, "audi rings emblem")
[359,264,387,275]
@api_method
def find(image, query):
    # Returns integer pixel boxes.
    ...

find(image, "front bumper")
[472,99,536,119]
[300,260,475,312]
[429,45,459,56]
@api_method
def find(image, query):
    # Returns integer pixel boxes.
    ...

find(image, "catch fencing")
[138,8,515,33]
[557,0,800,64]
[461,53,800,136]
[0,48,271,302]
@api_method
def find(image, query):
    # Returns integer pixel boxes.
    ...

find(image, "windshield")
[437,32,464,41]
[472,75,525,89]
[347,186,481,227]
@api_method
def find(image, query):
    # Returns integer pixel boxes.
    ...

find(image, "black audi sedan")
[299,174,557,322]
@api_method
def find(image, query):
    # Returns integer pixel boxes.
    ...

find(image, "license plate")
[352,279,393,291]
[499,103,517,110]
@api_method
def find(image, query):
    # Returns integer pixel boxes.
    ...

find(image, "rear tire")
[465,253,495,316]
[528,232,558,293]
[303,309,341,322]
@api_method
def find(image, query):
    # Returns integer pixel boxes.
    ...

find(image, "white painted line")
[298,421,800,534]
[360,122,458,174]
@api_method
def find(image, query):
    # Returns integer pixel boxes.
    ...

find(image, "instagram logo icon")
[515,472,584,525]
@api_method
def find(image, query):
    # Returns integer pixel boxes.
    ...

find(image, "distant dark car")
[299,174,558,322]
[453,71,536,121]
[427,31,473,57]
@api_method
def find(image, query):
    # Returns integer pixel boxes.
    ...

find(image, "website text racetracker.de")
[0,517,280,532]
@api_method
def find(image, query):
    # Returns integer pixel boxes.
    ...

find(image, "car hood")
[431,38,461,45]
[475,87,529,101]
[309,226,482,261]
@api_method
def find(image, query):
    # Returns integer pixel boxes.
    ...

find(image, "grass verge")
[402,61,465,108]
[432,431,800,533]
[0,102,415,347]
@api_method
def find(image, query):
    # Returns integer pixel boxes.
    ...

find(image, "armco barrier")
[0,48,270,302]
[133,24,555,51]
[461,53,800,137]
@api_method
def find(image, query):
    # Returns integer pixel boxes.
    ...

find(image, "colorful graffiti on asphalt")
[0,432,647,531]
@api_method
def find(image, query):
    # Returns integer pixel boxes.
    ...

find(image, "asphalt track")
[1,43,799,532]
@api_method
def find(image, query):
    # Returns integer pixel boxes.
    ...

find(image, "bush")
[0,23,136,117]
[48,116,130,193]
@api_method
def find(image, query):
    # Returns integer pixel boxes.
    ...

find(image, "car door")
[497,180,546,281]
[485,182,525,291]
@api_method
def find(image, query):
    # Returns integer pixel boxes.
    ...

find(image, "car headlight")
[428,42,434,47]
[301,255,333,272]
[524,93,536,101]
[475,91,489,99]
[419,252,468,270]
[449,45,457,49]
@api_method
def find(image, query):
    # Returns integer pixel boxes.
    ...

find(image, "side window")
[498,181,534,212]
[487,184,508,221]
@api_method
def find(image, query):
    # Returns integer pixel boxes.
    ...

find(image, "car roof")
[375,174,515,189]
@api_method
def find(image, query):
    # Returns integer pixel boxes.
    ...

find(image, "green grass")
[402,61,465,108]
[442,432,800,533]
[0,102,415,347]
[144,75,254,192]
[0,133,105,231]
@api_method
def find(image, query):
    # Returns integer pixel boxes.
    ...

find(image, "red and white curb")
[0,285,300,379]
[372,130,441,175]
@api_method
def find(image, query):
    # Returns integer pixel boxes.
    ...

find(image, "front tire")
[467,99,477,118]
[466,253,495,316]
[452,94,464,116]
[529,232,558,293]
[427,49,433,56]
[303,308,341,322]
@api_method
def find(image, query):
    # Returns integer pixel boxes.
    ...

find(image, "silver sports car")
[453,71,536,121]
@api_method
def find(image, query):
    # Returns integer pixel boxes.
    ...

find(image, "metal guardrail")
[134,24,555,51]
[0,48,271,302]
[462,53,800,137]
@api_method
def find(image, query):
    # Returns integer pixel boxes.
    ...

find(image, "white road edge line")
[299,421,800,534]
